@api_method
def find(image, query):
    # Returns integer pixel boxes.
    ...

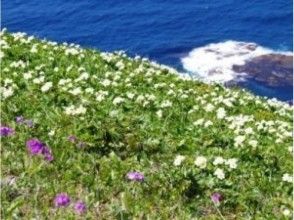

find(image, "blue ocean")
[2,0,293,101]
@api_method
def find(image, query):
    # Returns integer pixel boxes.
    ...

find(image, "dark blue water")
[2,0,293,101]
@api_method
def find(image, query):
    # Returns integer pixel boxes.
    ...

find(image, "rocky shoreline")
[232,54,293,87]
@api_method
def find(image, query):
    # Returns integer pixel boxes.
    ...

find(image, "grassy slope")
[1,30,293,219]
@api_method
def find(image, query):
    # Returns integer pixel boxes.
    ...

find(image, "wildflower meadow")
[1,30,293,219]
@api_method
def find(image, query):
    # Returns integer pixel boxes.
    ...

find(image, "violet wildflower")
[26,138,44,155]
[42,146,54,162]
[126,171,144,181]
[0,126,14,136]
[68,135,77,143]
[211,192,223,205]
[24,119,34,128]
[74,201,87,214]
[16,116,24,124]
[77,141,86,148]
[54,193,71,207]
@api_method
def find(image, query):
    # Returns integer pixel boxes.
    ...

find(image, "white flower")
[33,76,45,84]
[69,87,82,96]
[156,110,163,118]
[248,140,258,148]
[113,97,125,105]
[1,87,14,98]
[282,209,291,216]
[48,130,55,136]
[194,156,207,169]
[64,105,86,115]
[126,92,135,99]
[193,119,204,126]
[109,110,119,117]
[24,72,33,79]
[173,155,185,166]
[214,168,225,180]
[96,90,108,102]
[282,173,293,183]
[213,157,224,165]
[160,100,172,108]
[234,135,245,147]
[85,88,94,94]
[225,158,238,169]
[41,82,53,92]
[204,120,213,127]
[244,127,254,134]
[216,107,226,119]
[204,103,215,112]
[101,79,112,87]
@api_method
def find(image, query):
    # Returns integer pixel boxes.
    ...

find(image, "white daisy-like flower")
[23,72,33,79]
[173,155,185,166]
[214,168,225,180]
[160,100,173,108]
[48,130,55,136]
[113,97,125,105]
[156,110,163,118]
[282,208,291,216]
[204,103,215,112]
[248,140,258,148]
[213,156,225,166]
[69,87,82,96]
[1,87,14,99]
[194,156,207,169]
[282,173,293,183]
[204,120,213,127]
[193,119,204,126]
[225,158,238,169]
[41,82,53,92]
[234,135,245,147]
[216,107,226,119]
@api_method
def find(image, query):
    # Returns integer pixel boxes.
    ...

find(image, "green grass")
[1,30,293,219]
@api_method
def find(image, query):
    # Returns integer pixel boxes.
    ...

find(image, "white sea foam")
[181,41,291,83]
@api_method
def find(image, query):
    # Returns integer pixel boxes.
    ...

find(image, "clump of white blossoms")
[204,103,215,112]
[282,173,293,183]
[113,97,125,105]
[173,155,185,166]
[156,110,163,118]
[1,87,14,99]
[213,156,225,165]
[160,100,173,108]
[194,156,207,169]
[248,140,258,148]
[41,82,53,92]
[234,135,245,147]
[64,105,87,116]
[225,158,238,169]
[216,107,226,119]
[214,168,225,180]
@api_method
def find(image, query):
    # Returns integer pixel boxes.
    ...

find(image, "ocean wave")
[181,41,291,83]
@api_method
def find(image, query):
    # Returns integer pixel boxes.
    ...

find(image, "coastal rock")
[232,54,293,87]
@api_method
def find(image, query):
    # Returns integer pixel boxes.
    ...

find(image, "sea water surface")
[2,0,293,101]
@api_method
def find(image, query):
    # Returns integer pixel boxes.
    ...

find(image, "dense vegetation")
[1,30,292,219]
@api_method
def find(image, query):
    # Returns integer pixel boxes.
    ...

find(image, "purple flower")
[16,116,24,124]
[24,120,34,128]
[74,201,86,214]
[211,192,223,204]
[26,138,44,155]
[77,141,86,148]
[54,193,71,207]
[68,135,77,143]
[0,126,14,136]
[126,171,144,181]
[42,146,54,162]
